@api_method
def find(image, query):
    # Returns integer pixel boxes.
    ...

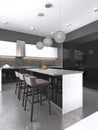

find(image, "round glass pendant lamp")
[54,31,66,43]
[43,37,52,47]
[36,41,44,49]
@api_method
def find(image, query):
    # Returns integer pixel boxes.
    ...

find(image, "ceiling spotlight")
[66,24,71,27]
[30,27,35,30]
[3,21,8,25]
[38,13,44,17]
[45,3,52,8]
[94,7,98,12]
[51,32,54,35]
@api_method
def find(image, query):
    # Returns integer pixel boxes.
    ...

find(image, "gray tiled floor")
[0,83,98,130]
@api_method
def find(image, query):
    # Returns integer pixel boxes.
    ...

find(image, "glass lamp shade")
[43,37,52,47]
[36,41,44,49]
[54,31,66,43]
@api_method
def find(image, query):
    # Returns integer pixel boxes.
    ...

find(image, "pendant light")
[43,37,52,47]
[53,1,66,43]
[42,2,53,47]
[36,12,44,50]
[36,41,44,49]
[54,31,66,43]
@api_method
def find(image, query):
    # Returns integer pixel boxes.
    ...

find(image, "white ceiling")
[0,0,98,37]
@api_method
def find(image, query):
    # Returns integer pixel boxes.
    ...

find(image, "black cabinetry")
[2,68,26,84]
[2,69,16,83]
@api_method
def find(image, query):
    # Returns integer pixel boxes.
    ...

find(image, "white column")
[62,73,83,114]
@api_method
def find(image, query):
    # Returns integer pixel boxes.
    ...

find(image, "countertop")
[27,68,83,76]
[0,65,63,70]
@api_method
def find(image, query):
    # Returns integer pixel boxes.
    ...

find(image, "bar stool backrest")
[15,71,19,78]
[18,73,24,81]
[24,75,28,84]
[25,76,37,86]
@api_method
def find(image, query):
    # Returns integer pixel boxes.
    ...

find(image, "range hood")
[16,40,25,57]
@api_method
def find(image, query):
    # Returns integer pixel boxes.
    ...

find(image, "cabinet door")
[63,49,71,59]
[74,50,84,60]
[25,44,58,58]
[0,41,16,56]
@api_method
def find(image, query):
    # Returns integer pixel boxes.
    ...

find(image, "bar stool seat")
[24,75,51,122]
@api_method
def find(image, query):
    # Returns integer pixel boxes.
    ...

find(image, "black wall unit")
[78,40,97,68]
[63,32,98,90]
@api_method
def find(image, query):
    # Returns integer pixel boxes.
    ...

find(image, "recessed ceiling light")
[45,3,52,8]
[51,32,54,35]
[30,27,35,30]
[38,13,44,17]
[3,20,8,25]
[94,7,98,12]
[66,24,71,27]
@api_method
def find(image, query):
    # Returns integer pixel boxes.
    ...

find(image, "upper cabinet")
[0,40,58,59]
[25,44,58,58]
[0,40,16,56]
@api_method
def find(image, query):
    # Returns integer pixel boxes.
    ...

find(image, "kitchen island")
[27,68,83,115]
[0,67,83,115]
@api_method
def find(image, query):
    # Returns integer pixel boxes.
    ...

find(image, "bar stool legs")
[47,85,51,114]
[30,85,51,122]
[22,83,26,107]
[24,86,29,111]
[30,87,35,122]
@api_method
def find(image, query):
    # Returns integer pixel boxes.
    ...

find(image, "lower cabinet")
[2,69,29,84]
[2,69,16,84]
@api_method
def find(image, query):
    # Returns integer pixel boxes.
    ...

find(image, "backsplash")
[0,57,56,67]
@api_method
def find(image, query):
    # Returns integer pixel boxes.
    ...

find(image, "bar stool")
[22,75,37,107]
[18,73,30,101]
[24,75,51,122]
[15,71,20,94]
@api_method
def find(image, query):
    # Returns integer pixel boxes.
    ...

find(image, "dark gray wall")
[66,20,98,42]
[0,28,42,44]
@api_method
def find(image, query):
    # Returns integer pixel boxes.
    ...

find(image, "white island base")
[62,73,83,114]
